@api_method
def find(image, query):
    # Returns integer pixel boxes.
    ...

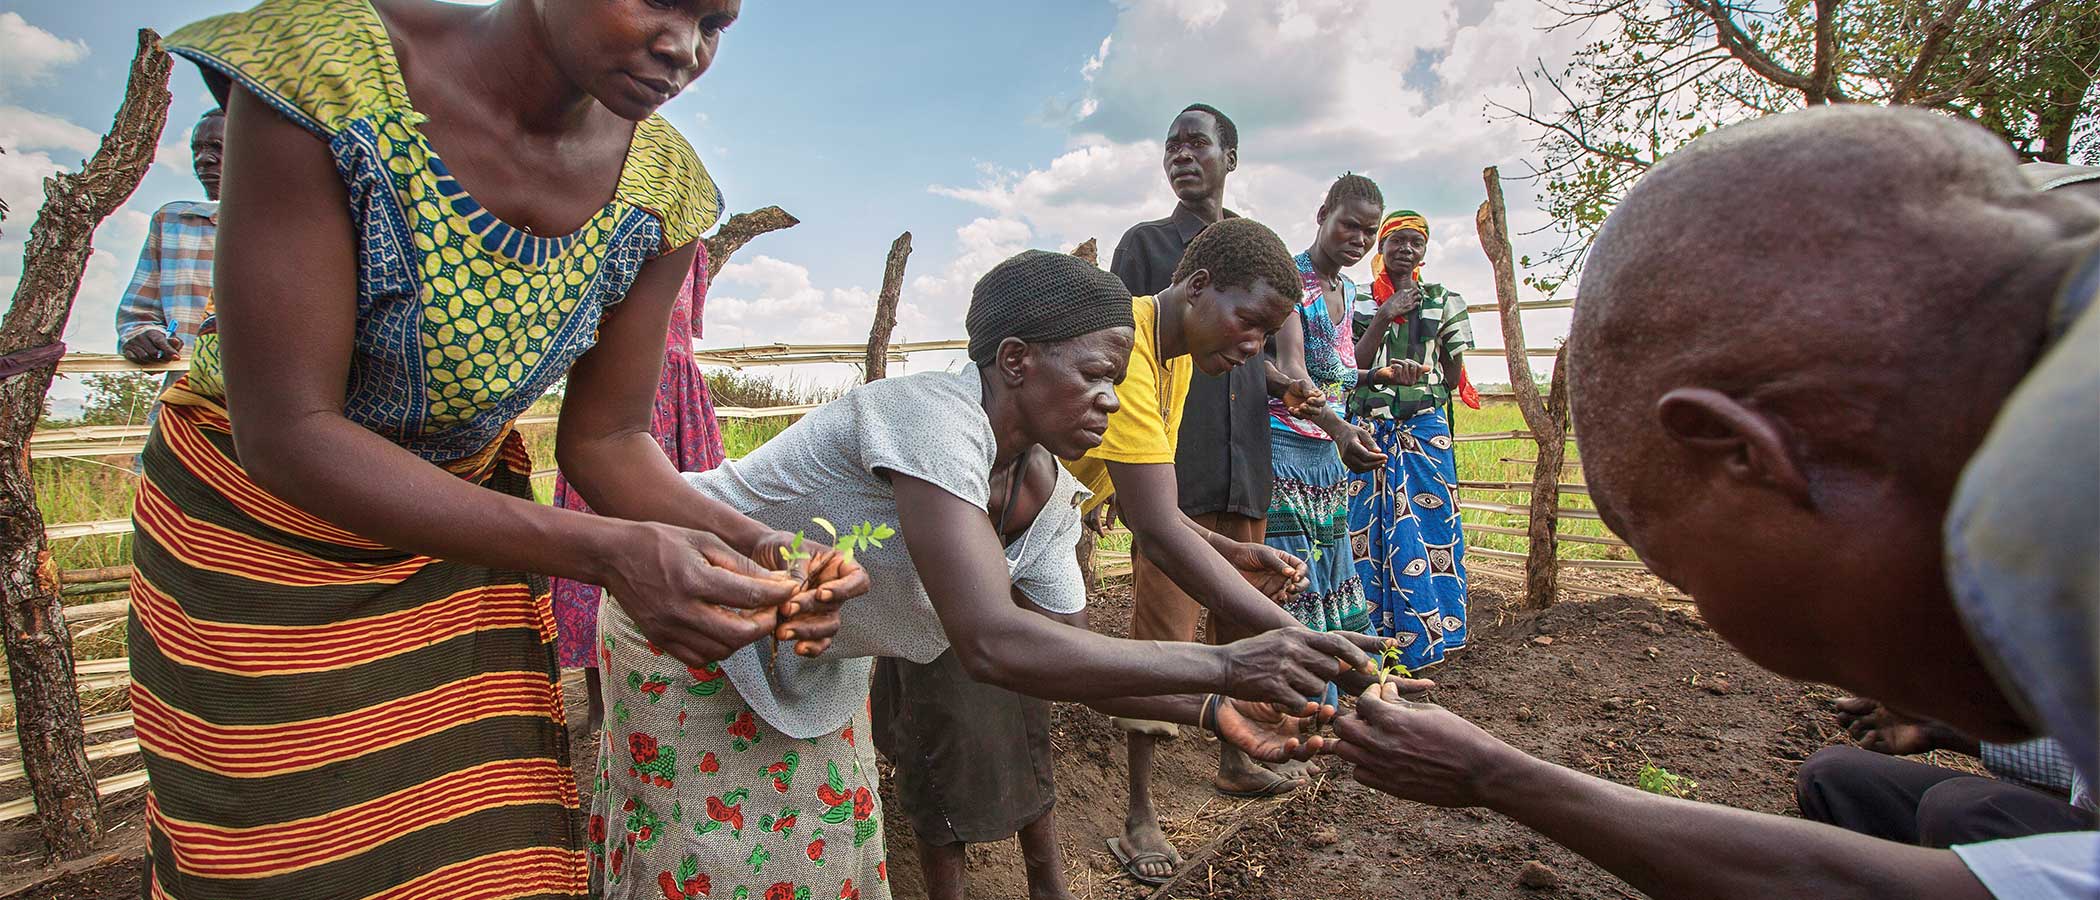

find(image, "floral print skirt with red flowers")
[589,606,888,900]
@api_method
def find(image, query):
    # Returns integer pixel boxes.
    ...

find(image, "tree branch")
[1891,0,1977,103]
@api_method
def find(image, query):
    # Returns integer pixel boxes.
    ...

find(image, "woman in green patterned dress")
[136,2,863,898]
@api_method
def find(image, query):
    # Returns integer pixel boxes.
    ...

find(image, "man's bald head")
[1574,105,2095,535]
[1566,105,2099,740]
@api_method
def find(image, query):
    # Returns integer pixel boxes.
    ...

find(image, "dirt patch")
[4,586,1892,900]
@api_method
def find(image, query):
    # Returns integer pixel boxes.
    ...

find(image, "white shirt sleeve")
[1952,832,2100,899]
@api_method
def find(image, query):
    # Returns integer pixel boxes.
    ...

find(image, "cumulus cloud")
[922,0,1595,385]
[0,12,88,93]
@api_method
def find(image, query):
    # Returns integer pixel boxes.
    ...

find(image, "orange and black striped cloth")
[129,381,585,899]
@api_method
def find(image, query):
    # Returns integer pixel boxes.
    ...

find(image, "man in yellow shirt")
[1068,217,1395,883]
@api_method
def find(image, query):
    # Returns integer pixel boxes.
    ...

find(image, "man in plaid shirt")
[115,107,223,370]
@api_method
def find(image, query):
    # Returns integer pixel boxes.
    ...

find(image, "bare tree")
[1501,0,2099,293]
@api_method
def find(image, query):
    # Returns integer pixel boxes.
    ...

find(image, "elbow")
[229,418,310,503]
[949,628,1026,691]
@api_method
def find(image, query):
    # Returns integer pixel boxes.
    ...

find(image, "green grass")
[1450,402,1632,562]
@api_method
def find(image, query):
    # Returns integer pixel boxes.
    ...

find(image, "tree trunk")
[863,232,912,382]
[698,206,798,281]
[1476,167,1566,609]
[0,30,172,859]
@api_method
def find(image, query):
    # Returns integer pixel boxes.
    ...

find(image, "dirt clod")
[1516,705,1535,722]
[1640,621,1665,636]
[1518,860,1562,890]
[1706,679,1734,695]
[1531,636,1555,646]
[1311,825,1340,847]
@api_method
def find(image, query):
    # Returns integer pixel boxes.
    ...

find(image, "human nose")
[655,22,705,77]
[1097,386,1121,414]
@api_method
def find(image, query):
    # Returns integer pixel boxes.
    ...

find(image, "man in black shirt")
[1103,103,1294,886]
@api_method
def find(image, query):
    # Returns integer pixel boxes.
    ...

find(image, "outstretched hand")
[1219,539,1310,600]
[1333,681,1525,808]
[605,523,803,669]
[1337,423,1388,472]
[1216,698,1331,763]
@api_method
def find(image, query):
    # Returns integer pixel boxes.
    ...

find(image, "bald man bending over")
[1329,105,2099,899]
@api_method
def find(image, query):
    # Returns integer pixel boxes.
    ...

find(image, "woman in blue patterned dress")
[1347,210,1478,671]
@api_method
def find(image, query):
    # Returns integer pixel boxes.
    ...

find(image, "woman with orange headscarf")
[1346,210,1479,671]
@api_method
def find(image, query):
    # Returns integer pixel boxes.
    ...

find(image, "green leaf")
[811,517,838,540]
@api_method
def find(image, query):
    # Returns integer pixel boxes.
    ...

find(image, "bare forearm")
[235,412,620,585]
[1485,754,1990,900]
[1086,693,1205,724]
[956,614,1229,702]
[559,430,770,555]
[1356,309,1396,370]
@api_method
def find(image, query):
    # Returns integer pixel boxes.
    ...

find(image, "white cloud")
[0,13,88,94]
[920,0,1595,385]
[0,106,98,154]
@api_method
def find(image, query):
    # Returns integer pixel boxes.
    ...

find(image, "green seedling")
[1636,763,1695,799]
[771,518,897,666]
[810,517,896,566]
[1378,645,1413,683]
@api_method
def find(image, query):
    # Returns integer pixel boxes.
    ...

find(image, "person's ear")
[1315,203,1331,228]
[1224,147,1238,174]
[1184,267,1212,301]
[1654,387,1812,508]
[995,337,1032,387]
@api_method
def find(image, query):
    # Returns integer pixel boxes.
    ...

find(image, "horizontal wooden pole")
[1458,479,1590,494]
[1466,546,1653,570]
[1450,430,1576,443]
[1498,457,1582,468]
[1469,561,1687,603]
[0,769,148,823]
[1464,298,1573,314]
[1458,499,1602,521]
[0,737,137,785]
[62,565,132,584]
[0,711,133,755]
[1462,522,1630,549]
[61,597,129,626]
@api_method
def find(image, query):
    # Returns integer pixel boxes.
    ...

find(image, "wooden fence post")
[1476,166,1568,609]
[699,206,799,281]
[863,232,912,382]
[0,29,171,858]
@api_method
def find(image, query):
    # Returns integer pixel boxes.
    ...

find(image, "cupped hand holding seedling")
[1217,539,1310,601]
[1332,680,1518,808]
[1215,697,1332,763]
[604,522,807,669]
[762,518,892,659]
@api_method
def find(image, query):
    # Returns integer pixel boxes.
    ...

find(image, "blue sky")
[3,0,1583,407]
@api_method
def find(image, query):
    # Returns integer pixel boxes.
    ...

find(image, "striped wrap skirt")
[128,382,585,899]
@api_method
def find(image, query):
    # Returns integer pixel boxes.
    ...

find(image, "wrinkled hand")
[1219,627,1376,709]
[1834,697,1948,756]
[1334,681,1524,808]
[122,330,182,364]
[1372,361,1425,386]
[1337,423,1387,472]
[603,522,803,669]
[1215,698,1331,763]
[1219,539,1309,600]
[1282,378,1327,416]
[751,532,872,658]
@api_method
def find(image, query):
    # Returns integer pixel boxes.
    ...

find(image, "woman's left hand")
[751,532,871,656]
[1219,540,1310,600]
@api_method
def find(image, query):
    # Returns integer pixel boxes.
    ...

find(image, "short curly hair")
[1180,103,1238,152]
[1171,218,1299,302]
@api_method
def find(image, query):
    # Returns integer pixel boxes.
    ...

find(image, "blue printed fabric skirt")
[1264,429,1371,633]
[1347,408,1469,670]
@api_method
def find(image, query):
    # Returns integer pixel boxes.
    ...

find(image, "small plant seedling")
[810,517,896,566]
[1308,546,1323,563]
[1377,645,1412,684]
[1636,763,1695,798]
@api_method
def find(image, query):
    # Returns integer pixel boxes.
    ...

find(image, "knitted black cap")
[966,250,1135,365]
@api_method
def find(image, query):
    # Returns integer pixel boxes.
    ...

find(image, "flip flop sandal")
[1215,766,1305,799]
[1106,836,1179,886]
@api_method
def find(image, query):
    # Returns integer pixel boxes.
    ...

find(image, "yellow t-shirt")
[1063,295,1194,511]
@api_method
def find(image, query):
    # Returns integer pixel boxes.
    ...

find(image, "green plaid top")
[1350,281,1475,421]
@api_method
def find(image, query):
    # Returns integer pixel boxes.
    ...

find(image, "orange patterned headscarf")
[1369,210,1428,302]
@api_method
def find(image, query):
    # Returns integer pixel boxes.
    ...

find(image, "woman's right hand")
[1379,285,1422,319]
[1373,361,1426,386]
[601,521,804,668]
[1218,627,1377,712]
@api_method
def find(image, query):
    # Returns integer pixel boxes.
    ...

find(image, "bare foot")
[1214,748,1304,797]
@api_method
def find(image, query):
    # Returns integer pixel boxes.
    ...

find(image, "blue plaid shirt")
[115,200,217,349]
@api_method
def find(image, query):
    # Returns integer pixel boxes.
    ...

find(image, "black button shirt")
[1108,205,1272,518]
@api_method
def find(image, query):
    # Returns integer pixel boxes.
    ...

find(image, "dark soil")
[3,586,1892,900]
